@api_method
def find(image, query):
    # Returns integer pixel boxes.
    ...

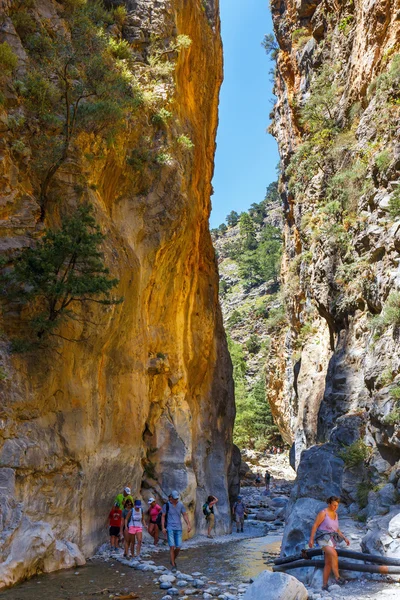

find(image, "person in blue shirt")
[161,490,191,572]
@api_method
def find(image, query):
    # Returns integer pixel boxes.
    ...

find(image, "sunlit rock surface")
[0,0,234,587]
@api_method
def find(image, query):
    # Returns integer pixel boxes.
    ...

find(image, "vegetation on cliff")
[0,0,195,349]
[267,0,400,466]
[1,0,193,218]
[2,204,121,349]
[212,183,283,450]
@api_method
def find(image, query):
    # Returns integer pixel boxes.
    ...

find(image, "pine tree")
[3,204,121,346]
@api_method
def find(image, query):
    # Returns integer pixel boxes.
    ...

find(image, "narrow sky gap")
[210,0,279,229]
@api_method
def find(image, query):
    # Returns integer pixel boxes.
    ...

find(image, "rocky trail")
[1,454,399,600]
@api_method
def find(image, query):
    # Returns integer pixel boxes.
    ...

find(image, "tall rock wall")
[0,0,234,588]
[268,0,400,471]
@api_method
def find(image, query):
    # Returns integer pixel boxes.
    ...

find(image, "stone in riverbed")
[169,588,179,596]
[243,571,307,600]
[255,510,275,522]
[177,581,187,588]
[178,573,195,581]
[203,594,213,600]
[162,596,173,600]
[185,589,197,595]
[160,582,173,590]
[160,574,177,583]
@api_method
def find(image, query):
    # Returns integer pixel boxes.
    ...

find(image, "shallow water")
[0,535,281,600]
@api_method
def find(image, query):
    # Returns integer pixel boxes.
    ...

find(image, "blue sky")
[209,0,279,229]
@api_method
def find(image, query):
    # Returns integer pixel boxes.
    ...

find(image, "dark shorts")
[109,526,120,537]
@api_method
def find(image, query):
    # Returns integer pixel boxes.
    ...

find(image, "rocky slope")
[0,0,235,588]
[212,190,283,450]
[268,0,400,562]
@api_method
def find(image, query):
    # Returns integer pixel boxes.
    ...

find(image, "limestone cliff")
[0,0,234,588]
[268,0,400,506]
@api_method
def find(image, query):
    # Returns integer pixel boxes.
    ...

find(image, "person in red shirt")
[147,497,162,545]
[108,502,123,550]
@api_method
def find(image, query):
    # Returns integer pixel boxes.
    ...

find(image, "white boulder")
[242,570,308,600]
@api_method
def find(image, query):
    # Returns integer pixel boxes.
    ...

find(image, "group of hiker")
[109,487,220,570]
[255,469,271,493]
[109,470,273,560]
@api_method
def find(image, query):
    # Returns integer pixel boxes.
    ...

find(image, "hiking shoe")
[335,577,346,585]
[207,535,213,539]
[241,528,244,533]
[321,584,329,591]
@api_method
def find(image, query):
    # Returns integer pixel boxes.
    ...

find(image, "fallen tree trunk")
[273,559,400,575]
[274,549,400,567]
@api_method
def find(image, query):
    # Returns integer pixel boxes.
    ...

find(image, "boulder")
[160,582,173,590]
[281,497,326,556]
[289,444,344,504]
[0,517,85,589]
[366,483,398,518]
[242,570,307,600]
[255,510,275,522]
[269,496,289,508]
[362,506,400,557]
[160,575,177,583]
[329,415,364,447]
[239,461,251,477]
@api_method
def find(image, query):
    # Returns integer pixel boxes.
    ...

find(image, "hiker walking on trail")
[115,486,133,508]
[122,499,133,557]
[232,495,247,533]
[147,497,162,546]
[203,495,218,538]
[108,502,123,550]
[161,490,191,572]
[255,472,261,489]
[125,499,147,558]
[264,470,271,495]
[309,496,350,590]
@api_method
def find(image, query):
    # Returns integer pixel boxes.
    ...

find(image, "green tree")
[17,3,140,218]
[238,250,262,289]
[301,65,339,132]
[218,222,228,234]
[3,204,121,344]
[264,181,279,206]
[262,33,279,61]
[249,201,265,225]
[246,334,261,354]
[250,378,281,449]
[239,212,257,250]
[226,210,239,227]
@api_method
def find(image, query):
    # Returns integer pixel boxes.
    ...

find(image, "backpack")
[156,502,169,528]
[128,507,142,528]
[202,502,211,518]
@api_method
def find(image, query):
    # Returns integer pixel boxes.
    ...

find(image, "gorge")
[1,0,400,595]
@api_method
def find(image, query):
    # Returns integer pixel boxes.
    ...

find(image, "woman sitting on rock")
[308,496,350,590]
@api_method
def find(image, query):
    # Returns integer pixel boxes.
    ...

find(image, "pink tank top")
[319,510,338,532]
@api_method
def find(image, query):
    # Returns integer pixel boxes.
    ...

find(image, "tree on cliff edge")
[2,204,122,349]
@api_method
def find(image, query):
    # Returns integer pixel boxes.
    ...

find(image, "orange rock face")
[0,0,234,587]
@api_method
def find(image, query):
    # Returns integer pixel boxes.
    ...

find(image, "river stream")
[0,534,282,600]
